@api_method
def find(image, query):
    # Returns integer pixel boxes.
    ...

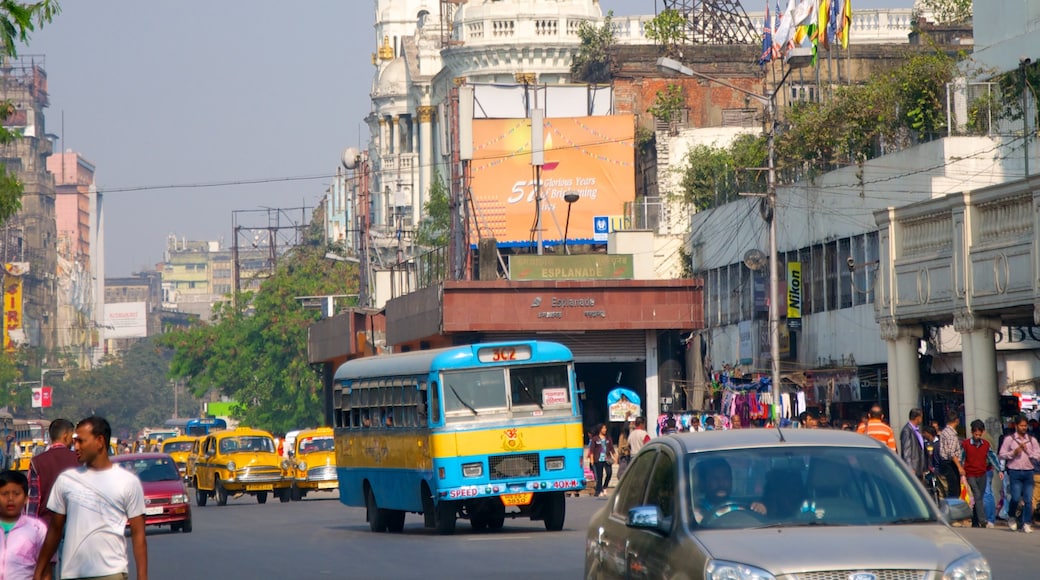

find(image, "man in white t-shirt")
[629,417,651,456]
[33,416,148,580]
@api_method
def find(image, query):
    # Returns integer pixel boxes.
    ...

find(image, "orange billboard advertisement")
[469,115,635,246]
[3,273,23,352]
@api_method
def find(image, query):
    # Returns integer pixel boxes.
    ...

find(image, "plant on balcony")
[570,10,616,84]
[678,133,766,211]
[648,83,686,130]
[416,171,449,248]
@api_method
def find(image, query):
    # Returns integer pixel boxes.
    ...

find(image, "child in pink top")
[0,470,48,580]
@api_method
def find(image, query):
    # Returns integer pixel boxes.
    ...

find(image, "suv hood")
[695,525,978,574]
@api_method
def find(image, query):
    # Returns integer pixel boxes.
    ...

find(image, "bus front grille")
[489,453,540,480]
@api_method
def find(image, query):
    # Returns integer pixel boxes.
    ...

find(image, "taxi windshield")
[688,446,934,529]
[162,441,195,453]
[297,436,334,454]
[219,436,274,454]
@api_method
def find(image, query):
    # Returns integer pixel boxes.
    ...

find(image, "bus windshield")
[442,364,572,422]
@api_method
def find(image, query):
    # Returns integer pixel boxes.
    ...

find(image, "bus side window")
[429,381,441,424]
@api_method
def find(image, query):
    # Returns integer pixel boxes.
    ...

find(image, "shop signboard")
[607,387,641,421]
[509,254,633,281]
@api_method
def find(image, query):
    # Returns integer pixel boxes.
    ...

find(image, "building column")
[378,118,388,155]
[645,330,660,434]
[417,106,435,218]
[954,310,1000,430]
[880,318,922,440]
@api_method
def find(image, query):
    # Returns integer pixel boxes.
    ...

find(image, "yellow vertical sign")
[787,262,802,330]
[3,274,22,352]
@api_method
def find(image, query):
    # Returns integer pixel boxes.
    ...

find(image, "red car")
[112,453,193,533]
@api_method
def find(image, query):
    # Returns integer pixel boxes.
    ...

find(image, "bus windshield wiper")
[517,378,542,409]
[448,384,478,415]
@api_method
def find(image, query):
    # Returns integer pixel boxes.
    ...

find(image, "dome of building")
[374,57,408,98]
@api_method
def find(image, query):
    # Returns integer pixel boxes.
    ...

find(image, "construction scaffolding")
[661,0,757,45]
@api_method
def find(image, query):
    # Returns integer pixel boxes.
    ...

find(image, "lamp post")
[562,192,580,255]
[657,53,810,421]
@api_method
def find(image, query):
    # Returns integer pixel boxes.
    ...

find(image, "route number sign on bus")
[477,345,532,363]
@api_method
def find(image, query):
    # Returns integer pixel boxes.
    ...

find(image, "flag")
[827,0,842,47]
[837,0,852,49]
[773,0,796,55]
[791,0,815,45]
[758,3,776,64]
[816,0,830,51]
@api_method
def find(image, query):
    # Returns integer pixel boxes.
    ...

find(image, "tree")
[678,134,767,211]
[162,237,359,434]
[0,1,60,222]
[643,8,685,56]
[570,10,615,84]
[416,171,449,248]
[916,0,972,24]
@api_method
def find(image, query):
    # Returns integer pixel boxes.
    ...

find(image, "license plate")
[500,492,533,506]
[317,481,337,489]
[246,484,273,492]
[144,506,163,516]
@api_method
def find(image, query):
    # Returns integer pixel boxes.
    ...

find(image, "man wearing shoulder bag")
[998,415,1040,533]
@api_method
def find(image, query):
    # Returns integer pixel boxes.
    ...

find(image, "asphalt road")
[138,491,1038,579]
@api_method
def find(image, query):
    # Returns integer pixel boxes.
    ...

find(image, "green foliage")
[416,171,449,248]
[775,50,958,175]
[0,1,60,223]
[679,134,767,211]
[162,241,359,433]
[916,0,972,24]
[644,8,685,54]
[995,60,1040,132]
[37,338,196,437]
[570,11,615,84]
[648,83,685,125]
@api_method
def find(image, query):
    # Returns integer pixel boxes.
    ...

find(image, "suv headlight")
[226,461,236,472]
[706,560,776,580]
[943,553,991,580]
[462,462,483,478]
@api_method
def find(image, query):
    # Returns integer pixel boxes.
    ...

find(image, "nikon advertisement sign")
[787,262,802,330]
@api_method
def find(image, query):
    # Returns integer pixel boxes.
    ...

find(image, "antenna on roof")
[775,422,786,443]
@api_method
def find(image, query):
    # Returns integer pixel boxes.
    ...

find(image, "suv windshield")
[688,446,934,529]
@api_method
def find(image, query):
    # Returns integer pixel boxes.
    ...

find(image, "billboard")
[469,115,635,246]
[3,263,28,352]
[105,302,148,339]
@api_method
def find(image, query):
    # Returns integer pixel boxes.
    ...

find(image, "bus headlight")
[545,456,565,471]
[462,462,484,478]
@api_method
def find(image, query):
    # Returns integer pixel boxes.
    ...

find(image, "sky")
[29,0,915,277]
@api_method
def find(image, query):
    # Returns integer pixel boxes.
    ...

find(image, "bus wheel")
[366,488,388,532]
[386,510,406,533]
[195,485,208,507]
[256,491,268,504]
[543,492,566,531]
[215,479,228,506]
[487,501,505,530]
[435,500,457,535]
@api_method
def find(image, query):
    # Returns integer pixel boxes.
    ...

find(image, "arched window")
[417,10,430,29]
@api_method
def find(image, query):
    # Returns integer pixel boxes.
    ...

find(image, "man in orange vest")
[857,405,897,451]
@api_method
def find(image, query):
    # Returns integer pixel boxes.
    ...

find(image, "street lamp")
[562,192,580,255]
[657,52,811,421]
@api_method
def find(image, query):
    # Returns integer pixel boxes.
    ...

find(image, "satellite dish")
[342,147,360,170]
[743,249,767,271]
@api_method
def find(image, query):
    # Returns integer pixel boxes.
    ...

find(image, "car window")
[687,446,934,529]
[116,458,181,482]
[646,450,676,521]
[612,449,657,518]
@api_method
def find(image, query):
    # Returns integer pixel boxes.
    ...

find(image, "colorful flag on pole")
[827,0,842,47]
[837,0,852,49]
[758,2,776,64]
[816,0,830,51]
[773,0,796,56]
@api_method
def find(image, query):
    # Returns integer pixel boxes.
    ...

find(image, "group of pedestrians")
[586,417,651,497]
[898,407,1040,533]
[0,416,148,580]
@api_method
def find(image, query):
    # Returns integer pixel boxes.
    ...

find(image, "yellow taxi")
[193,427,289,506]
[160,435,199,482]
[184,437,203,485]
[12,441,44,472]
[287,427,338,501]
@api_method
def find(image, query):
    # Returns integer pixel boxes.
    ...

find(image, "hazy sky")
[29,0,914,277]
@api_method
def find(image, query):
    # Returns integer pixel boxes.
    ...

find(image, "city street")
[139,491,1037,579]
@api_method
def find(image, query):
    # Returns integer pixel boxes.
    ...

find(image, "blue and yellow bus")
[185,417,228,436]
[332,340,586,534]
